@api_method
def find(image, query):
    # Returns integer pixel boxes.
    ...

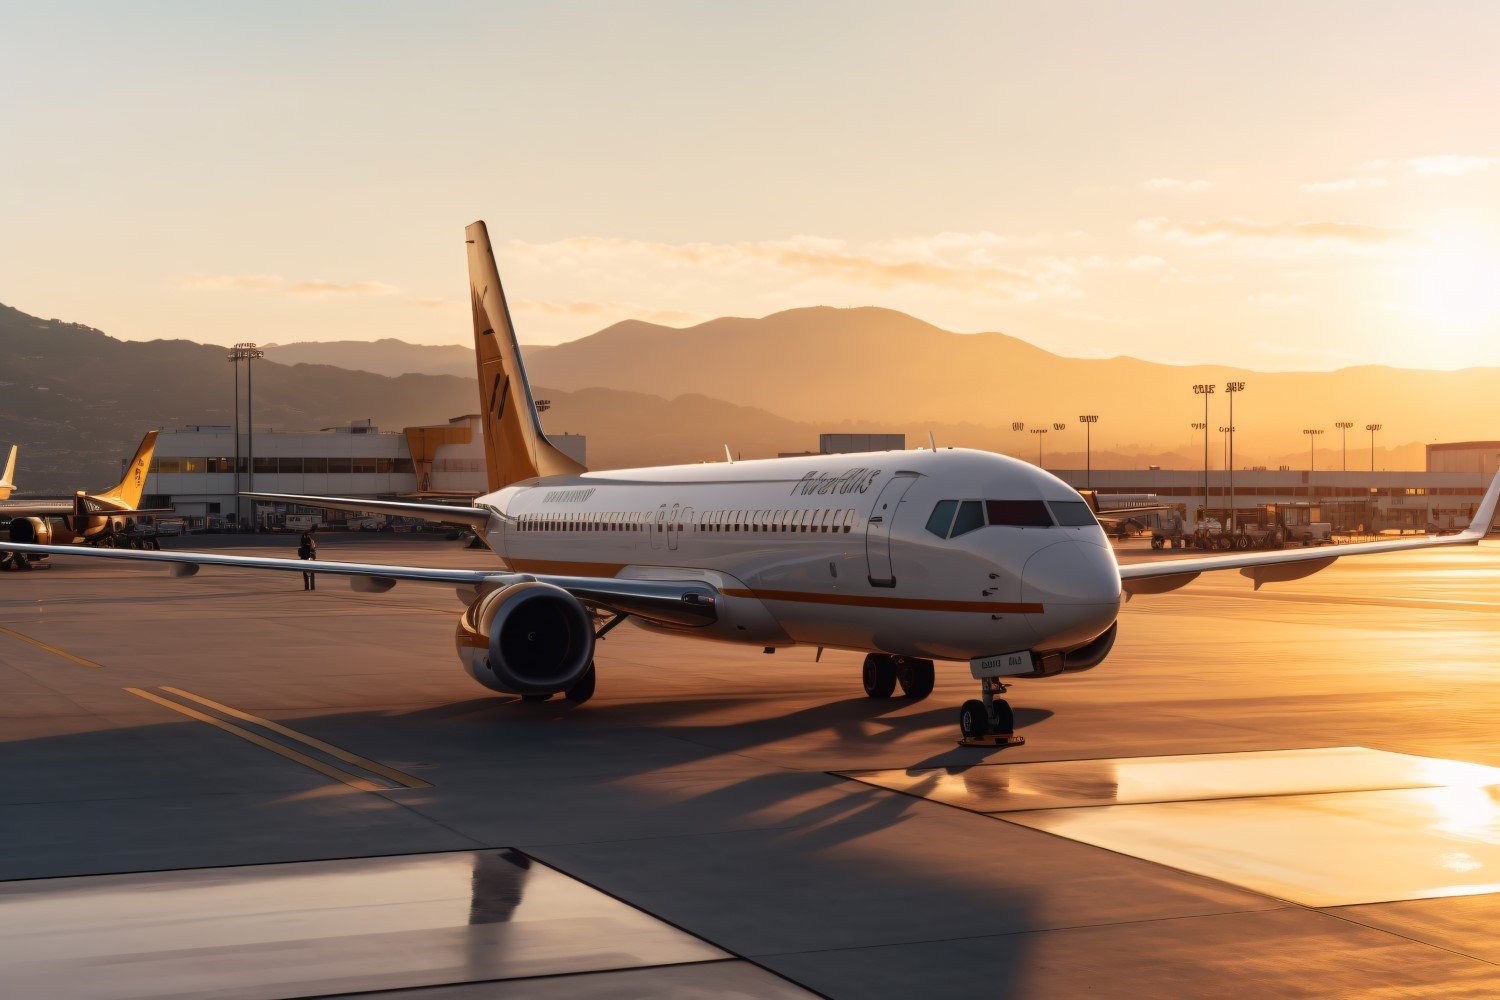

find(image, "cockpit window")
[925,500,957,538]
[950,500,985,537]
[1049,500,1098,527]
[984,500,1053,527]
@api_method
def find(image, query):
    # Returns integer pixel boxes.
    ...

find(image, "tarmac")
[2,533,1499,998]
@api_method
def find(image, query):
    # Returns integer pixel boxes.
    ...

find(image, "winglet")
[1459,468,1500,540]
[0,444,16,500]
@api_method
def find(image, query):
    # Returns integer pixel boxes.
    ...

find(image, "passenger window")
[951,500,985,537]
[926,500,957,538]
[985,500,1053,527]
[1049,501,1097,526]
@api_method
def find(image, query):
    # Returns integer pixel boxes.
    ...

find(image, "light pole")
[1079,415,1098,489]
[228,343,264,530]
[1031,428,1048,466]
[1193,384,1216,524]
[1304,428,1324,496]
[1365,423,1382,473]
[1225,381,1244,528]
[1335,421,1354,472]
[1011,422,1025,460]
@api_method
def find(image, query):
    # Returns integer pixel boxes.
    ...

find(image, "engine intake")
[9,517,55,546]
[456,582,595,694]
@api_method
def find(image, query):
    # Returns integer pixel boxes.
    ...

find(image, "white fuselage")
[473,448,1122,662]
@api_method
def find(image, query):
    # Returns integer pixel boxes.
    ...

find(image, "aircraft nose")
[1021,539,1121,648]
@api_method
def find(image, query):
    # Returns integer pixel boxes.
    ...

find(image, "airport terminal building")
[1057,439,1500,531]
[143,416,585,528]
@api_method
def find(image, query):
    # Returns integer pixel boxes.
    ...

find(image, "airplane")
[0,431,166,565]
[0,445,16,500]
[4,222,1497,743]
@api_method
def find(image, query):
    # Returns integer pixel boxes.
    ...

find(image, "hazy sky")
[4,1,1499,369]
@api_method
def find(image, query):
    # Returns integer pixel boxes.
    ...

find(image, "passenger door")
[865,473,919,587]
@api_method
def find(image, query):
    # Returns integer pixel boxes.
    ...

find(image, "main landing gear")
[958,677,1024,748]
[862,653,935,700]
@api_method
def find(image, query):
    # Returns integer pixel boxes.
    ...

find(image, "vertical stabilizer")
[0,444,16,500]
[92,431,159,509]
[466,220,587,490]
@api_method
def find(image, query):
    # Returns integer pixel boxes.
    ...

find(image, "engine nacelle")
[9,517,59,546]
[455,582,595,695]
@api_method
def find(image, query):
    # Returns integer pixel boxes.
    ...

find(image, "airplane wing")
[0,499,77,516]
[0,541,716,627]
[1118,469,1500,597]
[242,492,491,530]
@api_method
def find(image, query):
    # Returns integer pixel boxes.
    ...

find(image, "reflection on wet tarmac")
[1009,783,1500,907]
[0,849,729,1000]
[847,748,1500,908]
[843,747,1500,812]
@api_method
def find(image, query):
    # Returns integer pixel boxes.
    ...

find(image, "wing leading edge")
[1118,468,1500,597]
[0,542,716,627]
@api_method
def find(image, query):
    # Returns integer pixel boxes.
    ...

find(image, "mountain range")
[1,300,1479,493]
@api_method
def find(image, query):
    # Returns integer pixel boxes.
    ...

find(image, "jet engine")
[9,517,58,546]
[455,582,596,695]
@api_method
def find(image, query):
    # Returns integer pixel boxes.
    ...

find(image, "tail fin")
[466,221,587,490]
[0,444,16,500]
[92,431,159,509]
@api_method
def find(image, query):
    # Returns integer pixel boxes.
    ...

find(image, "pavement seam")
[748,903,1297,960]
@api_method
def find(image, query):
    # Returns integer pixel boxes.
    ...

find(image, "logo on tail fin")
[90,430,160,510]
[466,221,586,490]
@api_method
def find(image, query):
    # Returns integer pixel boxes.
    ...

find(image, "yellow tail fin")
[92,431,159,509]
[466,221,586,490]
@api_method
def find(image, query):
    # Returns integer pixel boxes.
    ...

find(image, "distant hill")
[0,300,1475,490]
[0,305,473,492]
[261,338,497,379]
[526,306,1500,465]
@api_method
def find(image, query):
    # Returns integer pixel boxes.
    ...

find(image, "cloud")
[1142,178,1211,192]
[1299,177,1388,192]
[286,280,399,296]
[1136,216,1406,253]
[179,273,403,299]
[503,234,1081,302]
[1405,154,1496,176]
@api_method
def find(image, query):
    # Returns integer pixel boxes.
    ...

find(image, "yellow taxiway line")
[126,687,429,792]
[158,686,432,789]
[0,624,104,669]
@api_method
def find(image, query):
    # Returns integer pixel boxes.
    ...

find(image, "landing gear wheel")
[959,700,989,739]
[989,697,1015,734]
[896,658,935,699]
[862,654,897,698]
[565,662,596,704]
[520,692,551,702]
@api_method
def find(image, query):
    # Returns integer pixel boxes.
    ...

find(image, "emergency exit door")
[865,473,918,587]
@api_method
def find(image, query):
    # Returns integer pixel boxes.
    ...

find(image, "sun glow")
[1404,228,1500,362]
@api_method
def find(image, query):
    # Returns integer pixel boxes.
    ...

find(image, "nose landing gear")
[958,677,1024,747]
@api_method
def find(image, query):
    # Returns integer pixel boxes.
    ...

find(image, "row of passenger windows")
[925,499,1097,538]
[514,508,857,534]
[700,508,855,533]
